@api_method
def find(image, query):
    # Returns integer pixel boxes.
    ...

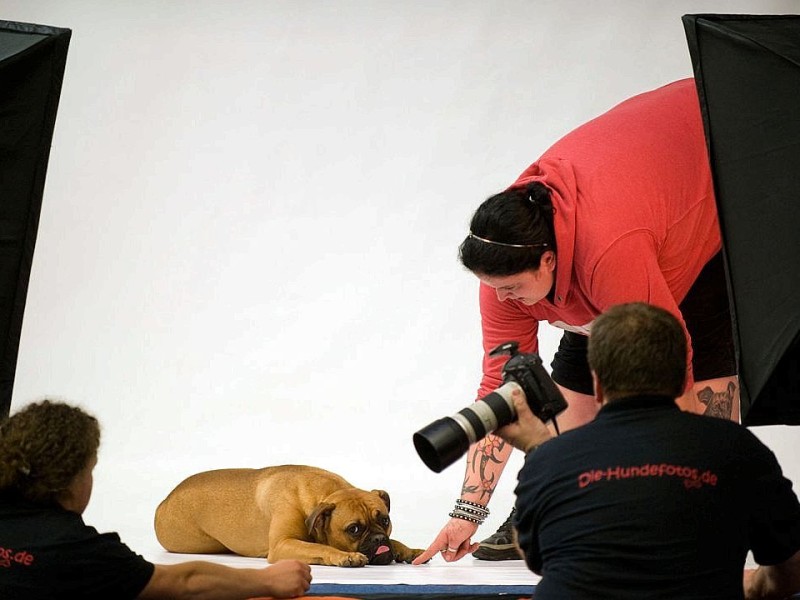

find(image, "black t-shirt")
[513,395,800,600]
[0,498,155,599]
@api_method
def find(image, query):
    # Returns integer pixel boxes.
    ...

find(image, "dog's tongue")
[375,545,391,555]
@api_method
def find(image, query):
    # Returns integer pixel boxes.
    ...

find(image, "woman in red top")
[414,78,739,565]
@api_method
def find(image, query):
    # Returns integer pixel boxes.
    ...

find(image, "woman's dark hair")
[0,399,100,505]
[459,182,555,276]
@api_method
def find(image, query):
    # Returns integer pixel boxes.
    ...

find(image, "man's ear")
[591,371,605,406]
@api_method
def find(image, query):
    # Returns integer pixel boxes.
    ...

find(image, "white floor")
[143,541,760,589]
[144,543,540,587]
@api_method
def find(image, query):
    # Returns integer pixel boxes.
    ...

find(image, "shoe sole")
[472,547,522,561]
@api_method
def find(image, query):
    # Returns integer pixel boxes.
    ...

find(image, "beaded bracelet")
[456,499,488,511]
[454,503,487,516]
[452,507,484,519]
[449,499,489,525]
[449,510,484,524]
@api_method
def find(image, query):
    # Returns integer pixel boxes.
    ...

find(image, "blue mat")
[307,583,535,598]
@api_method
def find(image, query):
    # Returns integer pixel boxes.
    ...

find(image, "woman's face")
[477,251,556,305]
[58,453,97,514]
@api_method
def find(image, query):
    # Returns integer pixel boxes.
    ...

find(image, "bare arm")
[462,433,514,504]
[411,436,511,565]
[137,559,311,600]
[744,550,800,600]
[412,384,598,565]
[461,382,598,500]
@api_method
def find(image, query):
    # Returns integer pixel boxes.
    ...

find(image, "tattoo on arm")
[461,435,508,502]
[696,381,737,420]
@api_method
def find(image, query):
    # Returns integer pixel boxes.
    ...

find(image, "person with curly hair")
[0,399,312,600]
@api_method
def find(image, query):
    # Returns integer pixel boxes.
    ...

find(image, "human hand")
[412,518,480,565]
[495,388,553,453]
[263,559,312,598]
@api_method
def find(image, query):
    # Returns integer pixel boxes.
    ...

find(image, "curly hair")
[0,399,100,505]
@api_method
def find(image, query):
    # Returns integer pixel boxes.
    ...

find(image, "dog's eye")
[380,516,390,528]
[347,524,363,536]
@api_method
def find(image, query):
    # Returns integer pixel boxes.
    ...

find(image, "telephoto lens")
[413,381,522,473]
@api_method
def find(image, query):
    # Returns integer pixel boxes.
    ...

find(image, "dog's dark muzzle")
[362,534,394,565]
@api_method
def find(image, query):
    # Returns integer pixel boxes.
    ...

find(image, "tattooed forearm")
[462,434,508,502]
[697,381,737,419]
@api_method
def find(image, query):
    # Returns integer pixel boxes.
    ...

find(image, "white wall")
[4,0,799,554]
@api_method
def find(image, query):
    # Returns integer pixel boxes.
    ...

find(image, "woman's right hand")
[412,518,481,564]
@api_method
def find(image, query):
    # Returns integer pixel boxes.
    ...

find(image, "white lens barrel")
[450,381,523,443]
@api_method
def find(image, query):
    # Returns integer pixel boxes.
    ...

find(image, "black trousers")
[551,253,736,395]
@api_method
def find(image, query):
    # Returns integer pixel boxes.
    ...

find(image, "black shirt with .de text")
[0,498,154,600]
[513,395,800,600]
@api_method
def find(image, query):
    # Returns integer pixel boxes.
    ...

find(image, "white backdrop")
[5,0,799,556]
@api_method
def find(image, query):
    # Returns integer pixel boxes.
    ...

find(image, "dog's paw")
[399,549,427,564]
[391,542,426,564]
[335,552,369,567]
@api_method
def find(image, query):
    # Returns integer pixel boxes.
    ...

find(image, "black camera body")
[490,341,568,423]
[413,341,568,473]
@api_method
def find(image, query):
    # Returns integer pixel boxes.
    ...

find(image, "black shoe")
[472,508,521,560]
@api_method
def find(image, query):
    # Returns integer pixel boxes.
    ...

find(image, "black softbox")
[683,14,800,426]
[0,21,71,418]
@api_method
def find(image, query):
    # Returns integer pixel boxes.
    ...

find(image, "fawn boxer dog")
[154,464,425,567]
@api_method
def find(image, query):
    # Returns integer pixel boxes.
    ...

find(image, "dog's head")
[305,488,395,565]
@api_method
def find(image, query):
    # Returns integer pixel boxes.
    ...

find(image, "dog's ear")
[371,489,390,512]
[697,386,712,404]
[306,502,336,541]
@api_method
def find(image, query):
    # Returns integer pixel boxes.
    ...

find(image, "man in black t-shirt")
[495,302,800,600]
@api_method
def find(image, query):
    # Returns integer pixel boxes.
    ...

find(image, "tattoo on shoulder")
[697,381,737,420]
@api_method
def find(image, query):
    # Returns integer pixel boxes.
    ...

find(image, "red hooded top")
[478,78,721,398]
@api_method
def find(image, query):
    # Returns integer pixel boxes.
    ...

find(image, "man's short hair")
[587,302,687,400]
